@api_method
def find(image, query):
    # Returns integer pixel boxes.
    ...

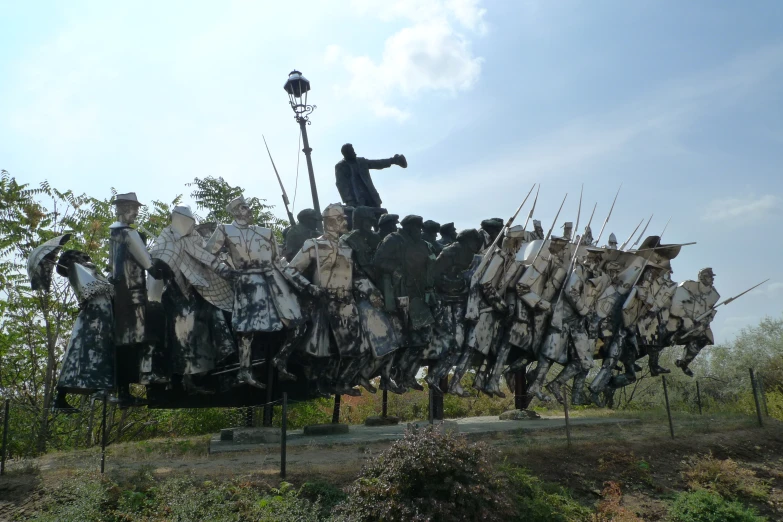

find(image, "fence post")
[563,386,572,449]
[100,393,108,474]
[749,368,763,428]
[757,375,769,417]
[696,381,702,415]
[280,392,287,479]
[662,376,675,439]
[382,389,388,418]
[263,345,274,427]
[1,399,10,476]
[332,395,341,424]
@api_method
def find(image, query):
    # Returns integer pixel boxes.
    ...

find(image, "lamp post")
[284,70,320,217]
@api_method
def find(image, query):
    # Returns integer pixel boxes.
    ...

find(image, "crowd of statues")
[27,145,762,412]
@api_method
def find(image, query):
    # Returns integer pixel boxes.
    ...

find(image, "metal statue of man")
[335,143,407,208]
[109,192,155,406]
[479,218,504,252]
[282,208,322,262]
[422,219,443,256]
[378,213,400,240]
[207,196,305,389]
[605,233,618,250]
[562,222,573,242]
[669,267,720,376]
[438,222,458,248]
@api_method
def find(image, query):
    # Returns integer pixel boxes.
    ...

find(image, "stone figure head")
[608,233,618,249]
[698,267,715,287]
[297,208,322,231]
[400,215,423,241]
[378,213,400,238]
[227,196,253,225]
[440,222,456,237]
[323,204,348,236]
[352,206,376,233]
[456,228,483,254]
[583,225,594,244]
[562,222,573,241]
[584,248,604,271]
[548,236,569,259]
[56,249,93,277]
[605,260,622,282]
[480,218,504,242]
[642,266,658,284]
[113,192,143,225]
[502,225,526,253]
[171,206,196,237]
[533,220,544,237]
[422,220,440,240]
[341,143,357,162]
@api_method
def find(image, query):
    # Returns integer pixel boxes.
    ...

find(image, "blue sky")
[1,0,781,343]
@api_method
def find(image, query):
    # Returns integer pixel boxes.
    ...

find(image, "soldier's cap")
[605,261,623,271]
[172,205,195,220]
[440,222,456,234]
[608,233,618,243]
[585,247,605,256]
[456,228,481,244]
[505,225,525,238]
[533,219,542,227]
[378,213,400,227]
[352,206,376,223]
[549,236,569,246]
[226,196,247,214]
[699,267,715,277]
[322,203,345,219]
[400,215,423,228]
[56,249,91,277]
[297,208,322,222]
[112,192,143,206]
[422,220,441,232]
[480,218,504,231]
[561,222,573,229]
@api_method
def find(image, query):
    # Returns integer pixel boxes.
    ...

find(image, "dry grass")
[682,451,771,500]
[592,481,644,522]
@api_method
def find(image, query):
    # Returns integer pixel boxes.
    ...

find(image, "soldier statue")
[531,220,545,240]
[479,218,504,252]
[378,213,400,240]
[207,196,305,389]
[438,222,458,248]
[605,233,618,250]
[669,267,719,376]
[422,219,443,256]
[373,215,438,391]
[109,192,155,406]
[562,222,573,242]
[640,268,677,375]
[148,206,236,394]
[425,228,483,394]
[582,225,595,246]
[282,208,321,262]
[334,143,407,208]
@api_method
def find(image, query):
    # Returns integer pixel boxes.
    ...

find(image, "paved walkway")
[209,416,639,454]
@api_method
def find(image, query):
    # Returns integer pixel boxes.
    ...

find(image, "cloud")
[329,0,487,120]
[702,194,779,223]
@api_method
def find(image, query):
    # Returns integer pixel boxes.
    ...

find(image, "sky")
[1,0,782,343]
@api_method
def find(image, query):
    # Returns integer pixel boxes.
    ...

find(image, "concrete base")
[409,420,459,434]
[365,415,401,427]
[220,427,280,444]
[499,409,542,421]
[304,423,350,436]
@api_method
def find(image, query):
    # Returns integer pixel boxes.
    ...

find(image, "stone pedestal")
[365,415,401,427]
[219,427,281,444]
[499,409,541,421]
[303,423,350,436]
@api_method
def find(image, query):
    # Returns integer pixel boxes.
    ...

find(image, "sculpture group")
[27,145,765,412]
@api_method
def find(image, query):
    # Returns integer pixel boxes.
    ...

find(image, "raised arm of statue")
[205,224,226,256]
[364,158,395,170]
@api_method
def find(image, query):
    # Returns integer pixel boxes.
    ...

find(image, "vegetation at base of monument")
[668,490,766,522]
[682,452,771,501]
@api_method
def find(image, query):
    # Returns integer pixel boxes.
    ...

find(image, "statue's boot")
[183,373,214,395]
[272,338,298,381]
[527,358,554,402]
[485,343,513,398]
[589,364,615,398]
[236,338,265,389]
[447,349,474,397]
[398,348,424,391]
[427,345,460,386]
[675,343,699,377]
[648,349,670,376]
[545,364,581,405]
[52,390,80,414]
[609,373,636,389]
[571,370,589,406]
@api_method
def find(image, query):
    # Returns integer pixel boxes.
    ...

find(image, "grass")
[682,452,771,501]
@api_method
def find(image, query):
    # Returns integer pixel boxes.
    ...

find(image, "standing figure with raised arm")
[334,143,407,209]
[206,196,304,389]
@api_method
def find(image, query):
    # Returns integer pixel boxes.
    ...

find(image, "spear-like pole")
[573,184,583,241]
[630,213,653,250]
[263,135,297,225]
[620,218,644,251]
[521,184,540,232]
[595,184,622,246]
[529,193,568,266]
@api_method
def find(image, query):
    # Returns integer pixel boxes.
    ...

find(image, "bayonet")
[620,218,644,250]
[580,202,597,245]
[529,192,568,266]
[574,184,583,241]
[595,183,622,246]
[521,184,540,232]
[630,213,653,250]
[263,135,297,225]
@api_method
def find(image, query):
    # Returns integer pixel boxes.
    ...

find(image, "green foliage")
[29,471,110,522]
[668,490,766,522]
[333,426,514,522]
[300,480,348,516]
[503,466,593,522]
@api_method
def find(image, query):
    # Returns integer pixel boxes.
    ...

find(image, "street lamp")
[284,70,320,217]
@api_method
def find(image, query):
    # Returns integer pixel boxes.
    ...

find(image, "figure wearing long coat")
[335,157,396,208]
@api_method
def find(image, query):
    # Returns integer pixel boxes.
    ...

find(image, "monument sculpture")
[334,143,406,208]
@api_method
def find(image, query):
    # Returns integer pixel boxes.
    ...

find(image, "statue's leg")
[589,334,623,405]
[236,335,265,389]
[447,348,474,397]
[546,362,581,404]
[675,340,703,377]
[272,329,300,381]
[527,356,554,402]
[485,339,513,398]
[571,369,590,406]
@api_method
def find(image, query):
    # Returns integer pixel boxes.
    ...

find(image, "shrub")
[333,425,513,522]
[668,490,766,522]
[300,480,347,516]
[503,466,593,522]
[682,452,770,500]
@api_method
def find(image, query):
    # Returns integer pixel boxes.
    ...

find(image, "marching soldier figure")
[438,222,458,248]
[422,219,443,255]
[669,267,720,376]
[378,213,400,240]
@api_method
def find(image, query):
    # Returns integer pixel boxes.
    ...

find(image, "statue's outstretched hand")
[392,154,407,168]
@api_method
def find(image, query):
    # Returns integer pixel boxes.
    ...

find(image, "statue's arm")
[205,225,226,255]
[126,229,153,270]
[364,158,395,170]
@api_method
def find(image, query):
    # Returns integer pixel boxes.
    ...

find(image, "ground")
[1,409,782,521]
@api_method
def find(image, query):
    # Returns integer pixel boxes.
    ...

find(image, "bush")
[333,425,513,522]
[503,466,593,522]
[682,452,770,500]
[668,490,766,522]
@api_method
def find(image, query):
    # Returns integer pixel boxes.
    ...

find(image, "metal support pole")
[100,393,108,474]
[438,376,448,420]
[1,399,10,476]
[749,368,763,427]
[332,395,341,424]
[263,345,274,427]
[428,387,434,425]
[298,118,321,218]
[696,381,702,415]
[563,386,572,449]
[662,376,675,439]
[382,389,388,418]
[514,369,528,410]
[280,392,287,479]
